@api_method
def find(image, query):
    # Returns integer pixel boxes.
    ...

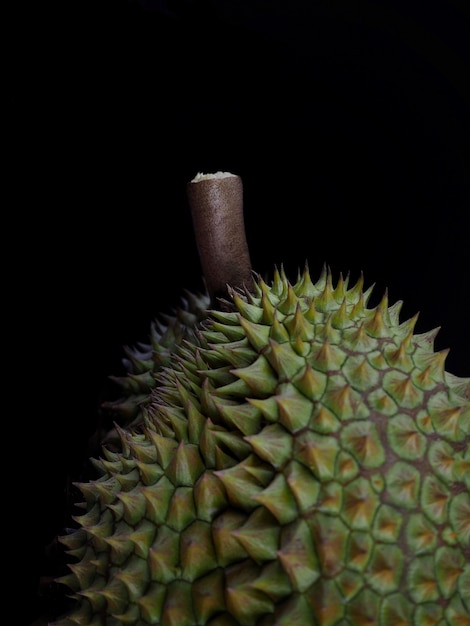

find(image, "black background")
[8,1,469,623]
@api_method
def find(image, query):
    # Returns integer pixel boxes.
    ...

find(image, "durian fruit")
[52,173,469,626]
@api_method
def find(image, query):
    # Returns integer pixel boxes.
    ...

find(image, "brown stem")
[187,171,254,308]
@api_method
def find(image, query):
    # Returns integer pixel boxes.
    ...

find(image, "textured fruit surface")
[97,288,210,451]
[53,265,470,626]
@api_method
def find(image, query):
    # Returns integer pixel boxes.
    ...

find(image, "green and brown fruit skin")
[53,265,470,626]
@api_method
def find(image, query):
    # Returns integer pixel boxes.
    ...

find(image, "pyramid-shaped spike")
[414,349,449,384]
[116,487,147,525]
[344,271,365,305]
[165,441,205,486]
[384,340,414,372]
[196,345,228,369]
[315,315,342,344]
[58,528,88,555]
[294,261,316,299]
[199,376,227,419]
[239,316,271,352]
[284,460,320,513]
[283,302,315,341]
[292,333,310,357]
[146,430,178,469]
[210,316,245,340]
[254,472,299,524]
[332,272,347,302]
[66,559,99,591]
[310,405,342,434]
[324,378,370,421]
[141,476,174,525]
[166,485,196,531]
[265,339,306,381]
[198,418,226,468]
[259,279,277,324]
[343,355,380,392]
[213,398,263,436]
[271,266,286,297]
[128,520,157,559]
[292,363,327,400]
[228,354,279,396]
[314,270,337,313]
[270,311,291,343]
[383,371,424,410]
[389,315,418,348]
[304,298,324,325]
[245,423,293,469]
[295,430,340,481]
[193,471,227,521]
[77,479,116,507]
[96,577,128,615]
[349,290,368,321]
[211,509,250,566]
[429,400,468,443]
[246,396,279,423]
[184,399,206,445]
[275,383,314,432]
[310,339,347,372]
[180,519,217,581]
[331,298,351,330]
[364,302,389,338]
[71,502,104,529]
[213,428,252,461]
[414,364,442,391]
[340,421,386,469]
[203,326,241,344]
[232,507,280,563]
[278,282,300,316]
[72,579,106,613]
[156,404,189,441]
[215,461,266,511]
[208,305,238,324]
[103,531,134,566]
[413,326,441,352]
[344,322,379,352]
[233,293,264,323]
[128,439,158,464]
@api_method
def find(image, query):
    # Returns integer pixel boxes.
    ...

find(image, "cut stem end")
[187,171,254,308]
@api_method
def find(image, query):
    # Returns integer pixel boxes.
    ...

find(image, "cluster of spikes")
[53,264,469,626]
[95,287,211,452]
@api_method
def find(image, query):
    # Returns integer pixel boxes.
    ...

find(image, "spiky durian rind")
[52,264,470,626]
[97,287,211,450]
